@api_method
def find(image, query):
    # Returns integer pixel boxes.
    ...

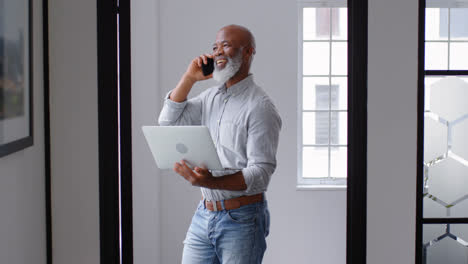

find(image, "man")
[158,24,281,264]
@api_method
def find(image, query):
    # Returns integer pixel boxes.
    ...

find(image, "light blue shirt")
[158,74,282,201]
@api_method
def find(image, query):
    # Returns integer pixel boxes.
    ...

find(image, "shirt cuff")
[158,90,187,125]
[164,90,187,109]
[241,167,256,193]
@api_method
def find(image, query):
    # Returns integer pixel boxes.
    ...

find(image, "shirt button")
[224,99,227,103]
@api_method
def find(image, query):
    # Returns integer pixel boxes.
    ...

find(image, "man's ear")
[242,48,251,60]
[244,47,255,59]
[248,46,255,56]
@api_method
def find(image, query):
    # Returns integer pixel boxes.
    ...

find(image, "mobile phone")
[201,58,214,76]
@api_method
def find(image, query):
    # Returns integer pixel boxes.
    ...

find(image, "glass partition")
[419,2,468,263]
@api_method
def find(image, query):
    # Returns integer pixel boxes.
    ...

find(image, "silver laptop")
[142,126,223,170]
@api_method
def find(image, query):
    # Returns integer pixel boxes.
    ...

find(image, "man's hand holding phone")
[170,53,214,103]
[184,53,214,82]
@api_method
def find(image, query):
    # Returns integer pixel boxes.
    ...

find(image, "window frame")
[297,1,348,188]
[416,2,468,264]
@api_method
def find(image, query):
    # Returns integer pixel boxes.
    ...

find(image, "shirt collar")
[217,74,254,96]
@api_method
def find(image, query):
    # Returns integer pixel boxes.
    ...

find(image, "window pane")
[423,224,468,264]
[425,42,448,70]
[449,8,468,40]
[331,42,347,75]
[303,147,329,178]
[430,76,468,122]
[451,194,468,218]
[303,8,329,40]
[317,8,332,38]
[423,195,448,218]
[423,115,447,164]
[331,77,348,110]
[452,113,468,163]
[449,43,468,70]
[424,77,443,112]
[426,8,448,40]
[425,158,468,218]
[331,112,347,145]
[330,147,347,178]
[303,77,330,110]
[332,8,348,40]
[423,224,445,245]
[303,42,330,75]
[303,112,329,145]
[423,76,468,218]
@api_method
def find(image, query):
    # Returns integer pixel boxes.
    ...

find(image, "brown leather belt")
[203,193,264,211]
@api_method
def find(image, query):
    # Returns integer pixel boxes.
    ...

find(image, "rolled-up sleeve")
[158,90,205,126]
[242,101,282,193]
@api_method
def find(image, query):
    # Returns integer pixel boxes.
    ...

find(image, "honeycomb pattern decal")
[423,224,468,263]
[423,77,468,262]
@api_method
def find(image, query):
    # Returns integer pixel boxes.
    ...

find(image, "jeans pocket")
[227,204,258,223]
[197,200,203,210]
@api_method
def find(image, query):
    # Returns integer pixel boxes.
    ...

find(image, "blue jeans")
[181,198,270,264]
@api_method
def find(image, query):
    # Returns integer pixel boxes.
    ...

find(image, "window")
[425,7,468,70]
[418,3,468,263]
[298,3,348,187]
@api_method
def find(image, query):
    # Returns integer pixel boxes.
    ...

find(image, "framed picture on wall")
[0,0,33,158]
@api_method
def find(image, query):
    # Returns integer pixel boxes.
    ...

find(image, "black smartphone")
[201,57,214,76]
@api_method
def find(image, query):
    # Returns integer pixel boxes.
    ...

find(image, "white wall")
[156,1,346,263]
[131,0,162,263]
[0,1,46,263]
[367,0,418,263]
[48,0,100,263]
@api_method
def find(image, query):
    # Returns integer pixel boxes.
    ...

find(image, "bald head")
[217,25,256,55]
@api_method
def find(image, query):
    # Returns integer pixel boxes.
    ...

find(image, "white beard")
[213,48,243,84]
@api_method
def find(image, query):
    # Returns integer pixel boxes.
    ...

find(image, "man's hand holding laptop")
[173,160,214,188]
